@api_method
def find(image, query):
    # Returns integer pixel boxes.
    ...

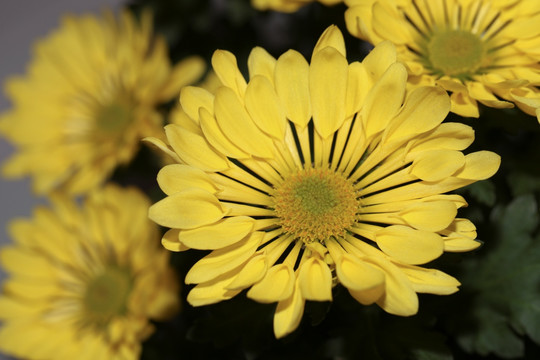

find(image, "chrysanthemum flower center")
[96,101,133,135]
[274,168,359,244]
[83,266,132,322]
[426,29,486,78]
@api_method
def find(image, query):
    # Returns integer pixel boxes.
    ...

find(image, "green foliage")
[446,195,540,358]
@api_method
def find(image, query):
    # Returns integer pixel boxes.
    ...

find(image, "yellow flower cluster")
[252,0,342,12]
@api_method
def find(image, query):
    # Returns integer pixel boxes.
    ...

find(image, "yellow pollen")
[273,168,359,243]
[426,29,486,79]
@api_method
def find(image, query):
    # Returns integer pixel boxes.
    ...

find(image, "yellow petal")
[245,75,287,140]
[310,46,348,138]
[444,237,481,252]
[368,256,419,316]
[226,254,268,290]
[372,1,410,44]
[312,25,346,58]
[345,61,369,117]
[399,200,457,232]
[375,225,444,265]
[385,86,450,143]
[214,86,275,158]
[211,50,247,97]
[274,279,305,339]
[199,107,249,159]
[248,46,276,82]
[179,216,255,250]
[0,247,54,279]
[247,263,295,303]
[410,150,466,182]
[187,269,242,306]
[453,151,501,180]
[180,86,214,123]
[410,122,475,153]
[165,124,229,172]
[185,231,263,284]
[336,253,385,292]
[157,55,206,102]
[298,257,332,301]
[161,228,189,252]
[142,136,181,163]
[362,40,397,81]
[149,188,225,229]
[275,50,311,128]
[157,164,219,195]
[397,264,460,295]
[361,62,407,139]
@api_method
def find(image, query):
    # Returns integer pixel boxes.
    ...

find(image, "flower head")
[345,0,540,120]
[252,0,342,12]
[148,26,500,338]
[0,10,205,195]
[0,185,179,359]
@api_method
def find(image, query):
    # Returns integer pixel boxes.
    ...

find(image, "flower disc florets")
[274,168,359,243]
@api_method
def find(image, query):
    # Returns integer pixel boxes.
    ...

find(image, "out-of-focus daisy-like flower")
[0,185,179,360]
[252,0,342,12]
[147,26,500,338]
[345,0,540,120]
[0,10,205,195]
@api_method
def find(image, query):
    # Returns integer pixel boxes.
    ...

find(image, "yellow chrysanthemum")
[0,10,205,195]
[345,0,540,120]
[252,0,342,12]
[147,26,500,338]
[0,185,179,360]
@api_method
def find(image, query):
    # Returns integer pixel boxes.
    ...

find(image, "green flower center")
[95,101,133,135]
[83,266,132,323]
[426,29,486,79]
[274,168,359,244]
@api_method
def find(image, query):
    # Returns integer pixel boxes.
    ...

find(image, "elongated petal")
[247,263,295,303]
[399,200,457,232]
[178,216,255,250]
[336,253,385,292]
[274,279,305,339]
[275,50,311,128]
[185,231,263,284]
[226,254,268,290]
[396,264,460,295]
[165,124,229,172]
[310,47,348,138]
[245,75,287,140]
[312,25,346,58]
[375,225,444,265]
[157,164,219,195]
[211,50,246,97]
[180,86,214,123]
[298,257,332,301]
[161,229,189,252]
[214,87,275,158]
[453,151,501,180]
[410,150,466,182]
[248,46,276,82]
[199,107,249,158]
[149,189,225,229]
[187,270,242,306]
[361,62,407,139]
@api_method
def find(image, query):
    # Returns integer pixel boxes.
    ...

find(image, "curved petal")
[247,263,295,303]
[157,164,219,195]
[399,200,457,232]
[274,279,305,339]
[298,257,333,301]
[149,188,225,229]
[226,254,268,290]
[375,225,444,265]
[178,216,255,250]
[410,149,466,182]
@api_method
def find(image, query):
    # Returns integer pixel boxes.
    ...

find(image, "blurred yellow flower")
[0,10,205,195]
[147,26,500,338]
[345,0,540,120]
[252,0,342,12]
[0,185,179,360]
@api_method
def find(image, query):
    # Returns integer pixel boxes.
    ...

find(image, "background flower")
[345,0,540,120]
[0,10,204,195]
[148,26,500,338]
[251,0,342,12]
[0,185,179,360]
